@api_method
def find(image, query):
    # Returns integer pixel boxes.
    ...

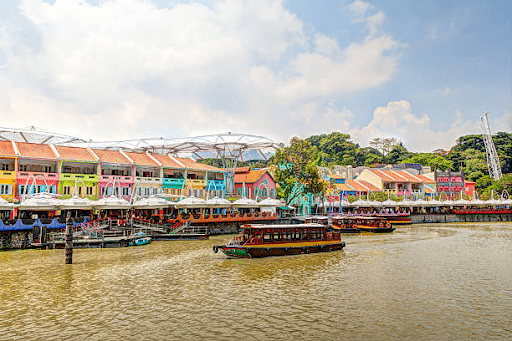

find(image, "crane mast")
[480,112,502,181]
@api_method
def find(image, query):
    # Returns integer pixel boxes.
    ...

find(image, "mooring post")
[65,211,73,264]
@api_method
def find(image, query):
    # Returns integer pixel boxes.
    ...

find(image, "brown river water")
[1,222,511,340]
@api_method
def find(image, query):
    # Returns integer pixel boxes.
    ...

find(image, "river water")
[1,222,511,340]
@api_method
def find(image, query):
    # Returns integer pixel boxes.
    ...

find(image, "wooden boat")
[373,212,411,225]
[212,223,346,258]
[332,215,395,233]
[354,216,395,233]
[331,216,361,233]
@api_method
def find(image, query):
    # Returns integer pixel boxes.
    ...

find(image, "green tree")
[403,153,453,171]
[271,137,326,205]
[387,144,413,164]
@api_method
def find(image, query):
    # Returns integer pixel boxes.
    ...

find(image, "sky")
[0,0,510,152]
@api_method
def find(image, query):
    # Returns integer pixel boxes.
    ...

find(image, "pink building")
[234,168,276,199]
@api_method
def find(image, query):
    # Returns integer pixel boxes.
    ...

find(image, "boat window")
[263,233,271,241]
[273,232,281,241]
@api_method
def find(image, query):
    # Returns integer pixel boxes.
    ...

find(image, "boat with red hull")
[213,223,346,258]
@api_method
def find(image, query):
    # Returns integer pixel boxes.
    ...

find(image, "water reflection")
[0,222,511,340]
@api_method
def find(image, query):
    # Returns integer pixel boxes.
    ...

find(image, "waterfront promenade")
[1,222,511,340]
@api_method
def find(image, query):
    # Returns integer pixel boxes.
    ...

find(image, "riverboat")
[212,223,346,258]
[331,216,361,233]
[373,212,411,225]
[355,216,395,233]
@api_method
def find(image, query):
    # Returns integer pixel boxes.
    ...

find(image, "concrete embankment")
[411,213,512,224]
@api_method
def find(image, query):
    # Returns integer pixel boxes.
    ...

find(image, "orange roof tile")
[92,149,131,165]
[55,145,97,162]
[393,171,422,183]
[175,157,224,172]
[0,141,16,157]
[346,180,382,192]
[124,151,159,167]
[416,174,435,183]
[329,174,345,179]
[152,154,184,168]
[16,142,57,159]
[425,186,435,194]
[368,169,396,182]
[234,168,270,184]
[335,183,354,191]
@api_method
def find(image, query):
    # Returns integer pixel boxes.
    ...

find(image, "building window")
[63,186,72,195]
[0,184,11,195]
[237,187,242,197]
[271,189,275,198]
[122,187,130,196]
[86,187,94,196]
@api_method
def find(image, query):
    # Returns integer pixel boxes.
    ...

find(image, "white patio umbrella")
[57,196,95,210]
[0,196,14,210]
[381,199,400,207]
[174,196,207,209]
[205,197,232,208]
[257,197,285,207]
[93,196,132,210]
[350,199,373,207]
[17,192,60,211]
[132,196,171,209]
[232,197,259,208]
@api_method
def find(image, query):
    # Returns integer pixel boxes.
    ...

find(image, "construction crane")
[480,112,502,181]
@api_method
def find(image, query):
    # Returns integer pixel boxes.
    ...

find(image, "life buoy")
[386,222,391,228]
[379,222,384,228]
[341,224,346,229]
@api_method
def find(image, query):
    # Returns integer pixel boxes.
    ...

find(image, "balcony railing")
[187,179,206,187]
[135,176,162,183]
[207,179,226,188]
[163,178,185,186]
[100,175,133,183]
[59,174,99,182]
[17,172,58,180]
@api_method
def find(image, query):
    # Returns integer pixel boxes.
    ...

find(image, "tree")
[402,153,453,171]
[387,144,412,164]
[368,137,399,157]
[271,137,326,205]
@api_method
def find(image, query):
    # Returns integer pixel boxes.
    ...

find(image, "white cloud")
[0,0,402,144]
[349,100,511,152]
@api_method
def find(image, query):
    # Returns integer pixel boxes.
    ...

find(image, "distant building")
[435,169,464,198]
[356,169,425,197]
[464,181,476,198]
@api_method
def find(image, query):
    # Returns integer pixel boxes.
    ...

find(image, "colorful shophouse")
[54,145,99,200]
[154,154,186,201]
[123,151,162,197]
[435,170,465,198]
[93,148,134,200]
[177,157,226,199]
[0,141,17,201]
[15,142,59,198]
[356,169,424,198]
[233,167,276,199]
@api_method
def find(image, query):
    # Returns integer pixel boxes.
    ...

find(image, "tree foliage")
[271,137,326,204]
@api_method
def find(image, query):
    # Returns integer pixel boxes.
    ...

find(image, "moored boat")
[213,223,346,258]
[129,232,152,246]
[355,217,395,233]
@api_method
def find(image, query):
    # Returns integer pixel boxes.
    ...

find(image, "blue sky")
[0,0,510,151]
